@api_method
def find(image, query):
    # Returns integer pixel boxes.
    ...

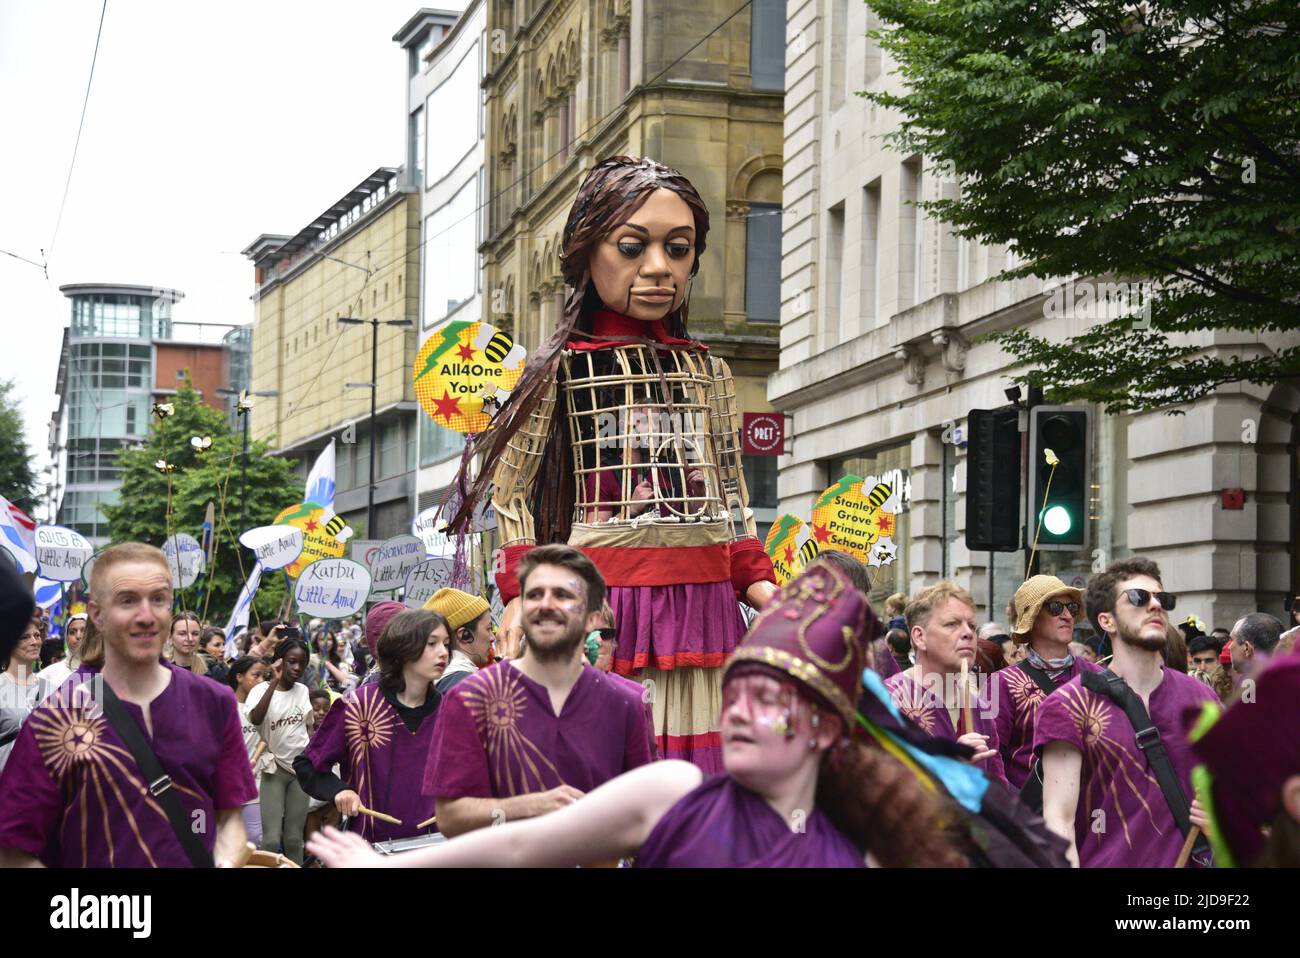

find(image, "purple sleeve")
[1032,685,1085,760]
[304,696,348,772]
[422,687,493,799]
[213,696,258,810]
[623,689,653,772]
[0,722,60,857]
[979,710,1010,788]
[990,672,1014,771]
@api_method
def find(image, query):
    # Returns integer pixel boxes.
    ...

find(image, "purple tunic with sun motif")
[423,660,652,800]
[302,683,438,843]
[1032,667,1220,867]
[884,670,1009,786]
[637,774,864,867]
[0,665,255,868]
[988,658,1103,790]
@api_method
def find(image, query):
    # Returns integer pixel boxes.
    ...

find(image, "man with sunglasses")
[1035,557,1219,867]
[989,575,1102,796]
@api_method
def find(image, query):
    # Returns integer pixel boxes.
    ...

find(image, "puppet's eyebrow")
[619,222,695,236]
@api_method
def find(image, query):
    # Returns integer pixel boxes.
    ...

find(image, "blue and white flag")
[223,561,262,658]
[34,576,62,610]
[304,440,336,511]
[0,494,37,573]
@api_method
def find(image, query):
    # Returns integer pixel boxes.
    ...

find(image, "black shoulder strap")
[99,680,213,868]
[1017,660,1059,697]
[1079,669,1201,847]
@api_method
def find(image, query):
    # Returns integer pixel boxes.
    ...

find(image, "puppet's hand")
[744,580,778,610]
[496,599,524,659]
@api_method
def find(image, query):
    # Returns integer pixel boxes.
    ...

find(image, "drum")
[371,832,447,856]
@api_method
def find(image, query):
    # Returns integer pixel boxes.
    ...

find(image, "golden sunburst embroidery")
[1053,684,1163,852]
[458,668,561,797]
[29,681,169,867]
[342,687,397,812]
[887,676,938,735]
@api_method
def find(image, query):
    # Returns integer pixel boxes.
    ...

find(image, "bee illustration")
[866,482,893,510]
[799,538,820,566]
[190,436,213,452]
[320,507,354,543]
[155,459,175,474]
[152,402,174,419]
[473,324,527,369]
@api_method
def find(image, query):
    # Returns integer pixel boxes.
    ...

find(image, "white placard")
[293,558,372,619]
[162,533,205,588]
[411,506,456,556]
[239,525,306,571]
[34,525,94,582]
[369,535,427,593]
[403,557,456,608]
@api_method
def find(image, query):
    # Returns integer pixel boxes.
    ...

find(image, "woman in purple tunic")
[295,610,451,843]
[309,561,973,868]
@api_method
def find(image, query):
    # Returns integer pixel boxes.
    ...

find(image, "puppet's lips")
[633,290,673,301]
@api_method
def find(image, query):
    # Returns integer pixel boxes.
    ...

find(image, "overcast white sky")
[0,0,465,510]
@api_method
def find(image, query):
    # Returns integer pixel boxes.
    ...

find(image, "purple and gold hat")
[725,559,877,725]
[1188,654,1300,865]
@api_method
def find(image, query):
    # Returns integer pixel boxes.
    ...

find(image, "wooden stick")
[357,806,403,826]
[960,658,973,734]
[415,814,437,830]
[232,841,255,868]
[1175,826,1201,868]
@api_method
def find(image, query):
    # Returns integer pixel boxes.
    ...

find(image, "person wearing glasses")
[989,575,1103,795]
[1035,557,1219,867]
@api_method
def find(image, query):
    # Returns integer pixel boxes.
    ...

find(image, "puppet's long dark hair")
[448,156,711,544]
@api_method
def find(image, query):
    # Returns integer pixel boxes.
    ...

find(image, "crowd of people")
[0,540,1296,869]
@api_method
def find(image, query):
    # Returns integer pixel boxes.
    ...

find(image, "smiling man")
[989,575,1101,801]
[0,543,255,867]
[1036,557,1219,867]
[424,544,652,837]
[885,581,1008,786]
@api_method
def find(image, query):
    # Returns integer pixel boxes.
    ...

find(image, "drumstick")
[1175,826,1201,868]
[960,658,973,734]
[250,741,266,768]
[232,842,255,868]
[357,805,403,826]
[416,814,437,830]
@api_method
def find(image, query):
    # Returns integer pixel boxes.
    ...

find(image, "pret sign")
[742,413,784,456]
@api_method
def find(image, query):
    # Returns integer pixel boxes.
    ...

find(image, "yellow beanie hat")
[424,588,490,631]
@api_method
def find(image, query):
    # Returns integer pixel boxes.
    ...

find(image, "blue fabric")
[860,669,990,814]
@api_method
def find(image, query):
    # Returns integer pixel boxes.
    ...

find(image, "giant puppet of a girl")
[451,156,778,772]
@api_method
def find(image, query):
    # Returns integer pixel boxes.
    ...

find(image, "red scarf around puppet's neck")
[567,308,706,351]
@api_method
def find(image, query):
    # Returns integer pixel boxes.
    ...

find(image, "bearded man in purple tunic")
[988,575,1101,792]
[0,543,256,868]
[423,545,653,837]
[1036,557,1218,867]
[309,558,983,868]
[884,582,1009,786]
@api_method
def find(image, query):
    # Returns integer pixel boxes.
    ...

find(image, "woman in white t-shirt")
[0,617,43,774]
[229,655,276,847]
[245,638,315,865]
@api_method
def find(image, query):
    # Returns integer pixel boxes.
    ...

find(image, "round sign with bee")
[413,319,527,434]
[808,475,900,568]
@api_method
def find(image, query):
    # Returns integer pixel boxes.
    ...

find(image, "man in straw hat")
[988,574,1101,797]
[423,587,494,695]
[1035,556,1219,867]
[884,581,1009,786]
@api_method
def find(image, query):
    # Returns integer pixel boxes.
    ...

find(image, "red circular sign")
[743,413,783,455]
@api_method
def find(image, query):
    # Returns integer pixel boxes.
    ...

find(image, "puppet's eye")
[617,241,644,257]
[667,243,692,258]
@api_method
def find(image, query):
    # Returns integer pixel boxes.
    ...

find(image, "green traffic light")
[1044,505,1073,536]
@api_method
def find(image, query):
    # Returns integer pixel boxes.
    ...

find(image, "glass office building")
[56,285,182,545]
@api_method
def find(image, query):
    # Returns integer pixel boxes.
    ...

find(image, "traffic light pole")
[1023,386,1044,579]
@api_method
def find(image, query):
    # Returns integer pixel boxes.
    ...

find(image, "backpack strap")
[99,679,213,868]
[1015,661,1062,814]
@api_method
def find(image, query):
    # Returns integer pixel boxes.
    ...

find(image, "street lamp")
[337,317,413,538]
[216,387,279,531]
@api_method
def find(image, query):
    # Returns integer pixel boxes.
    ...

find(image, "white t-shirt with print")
[244,681,311,774]
[237,699,277,798]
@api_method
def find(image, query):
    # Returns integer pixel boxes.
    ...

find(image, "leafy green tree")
[103,379,302,622]
[0,379,38,512]
[866,0,1300,412]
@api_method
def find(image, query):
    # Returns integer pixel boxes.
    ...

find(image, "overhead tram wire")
[46,0,109,266]
[283,0,759,345]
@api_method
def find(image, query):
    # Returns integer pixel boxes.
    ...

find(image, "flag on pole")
[223,560,262,659]
[0,494,37,573]
[34,577,62,610]
[304,440,336,511]
[202,500,215,563]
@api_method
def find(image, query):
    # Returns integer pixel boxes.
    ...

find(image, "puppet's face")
[589,188,696,321]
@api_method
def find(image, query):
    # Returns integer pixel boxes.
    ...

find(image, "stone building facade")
[772,0,1299,631]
